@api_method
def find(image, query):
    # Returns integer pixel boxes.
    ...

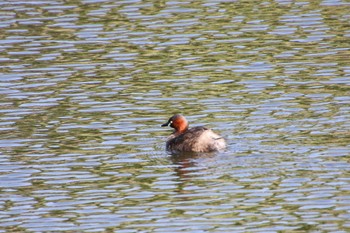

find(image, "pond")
[0,0,350,232]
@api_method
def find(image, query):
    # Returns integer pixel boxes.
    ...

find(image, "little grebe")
[161,114,226,153]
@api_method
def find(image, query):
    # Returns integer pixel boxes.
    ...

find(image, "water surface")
[0,0,350,232]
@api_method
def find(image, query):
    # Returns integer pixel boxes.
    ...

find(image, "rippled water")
[1,0,350,232]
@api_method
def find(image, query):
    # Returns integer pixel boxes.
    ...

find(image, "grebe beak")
[161,122,169,127]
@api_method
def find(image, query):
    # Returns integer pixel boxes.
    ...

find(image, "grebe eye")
[169,121,173,124]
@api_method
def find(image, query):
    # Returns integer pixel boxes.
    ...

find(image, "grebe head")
[161,114,189,133]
